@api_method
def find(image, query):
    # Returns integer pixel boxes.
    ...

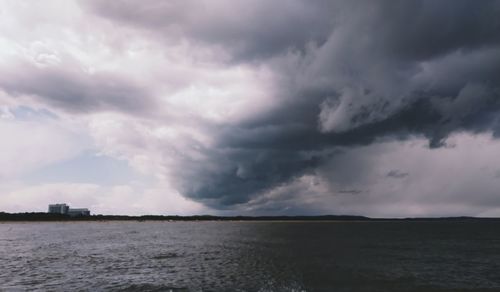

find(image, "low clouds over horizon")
[1,0,500,217]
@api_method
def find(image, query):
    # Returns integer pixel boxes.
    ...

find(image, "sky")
[1,0,500,217]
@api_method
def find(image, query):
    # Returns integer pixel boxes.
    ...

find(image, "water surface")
[1,221,499,291]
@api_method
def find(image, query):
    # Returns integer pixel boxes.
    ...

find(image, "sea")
[0,221,499,291]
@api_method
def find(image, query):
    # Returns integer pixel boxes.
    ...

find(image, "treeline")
[1,212,499,222]
[0,212,370,221]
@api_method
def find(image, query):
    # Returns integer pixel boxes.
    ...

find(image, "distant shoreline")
[1,212,500,222]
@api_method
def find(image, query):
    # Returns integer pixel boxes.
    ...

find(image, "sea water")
[1,221,499,291]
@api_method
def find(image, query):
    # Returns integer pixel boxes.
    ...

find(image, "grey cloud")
[159,0,500,208]
[170,147,321,208]
[81,0,335,61]
[0,63,156,114]
[338,190,363,195]
[82,0,500,140]
[83,0,500,63]
[350,1,500,62]
[386,170,409,179]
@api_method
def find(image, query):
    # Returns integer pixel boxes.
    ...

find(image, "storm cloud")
[130,0,500,208]
[1,0,500,215]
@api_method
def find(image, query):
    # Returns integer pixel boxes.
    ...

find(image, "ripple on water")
[151,252,182,260]
[0,221,500,291]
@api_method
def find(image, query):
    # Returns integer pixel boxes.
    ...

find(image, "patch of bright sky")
[9,105,58,120]
[24,150,155,187]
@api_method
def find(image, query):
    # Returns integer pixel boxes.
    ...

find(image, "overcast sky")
[1,0,500,217]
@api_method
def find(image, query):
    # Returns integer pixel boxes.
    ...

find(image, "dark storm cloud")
[168,145,322,208]
[81,0,336,61]
[350,1,500,61]
[338,190,362,195]
[386,170,409,179]
[83,0,500,62]
[77,1,500,208]
[0,63,155,114]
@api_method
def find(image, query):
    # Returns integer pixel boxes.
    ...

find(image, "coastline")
[1,212,500,222]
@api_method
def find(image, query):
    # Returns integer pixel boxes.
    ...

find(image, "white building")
[68,208,91,217]
[48,204,90,216]
[48,204,69,214]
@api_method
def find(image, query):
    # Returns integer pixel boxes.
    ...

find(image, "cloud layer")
[1,0,500,216]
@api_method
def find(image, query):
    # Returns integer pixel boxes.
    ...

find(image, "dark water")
[1,221,500,291]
